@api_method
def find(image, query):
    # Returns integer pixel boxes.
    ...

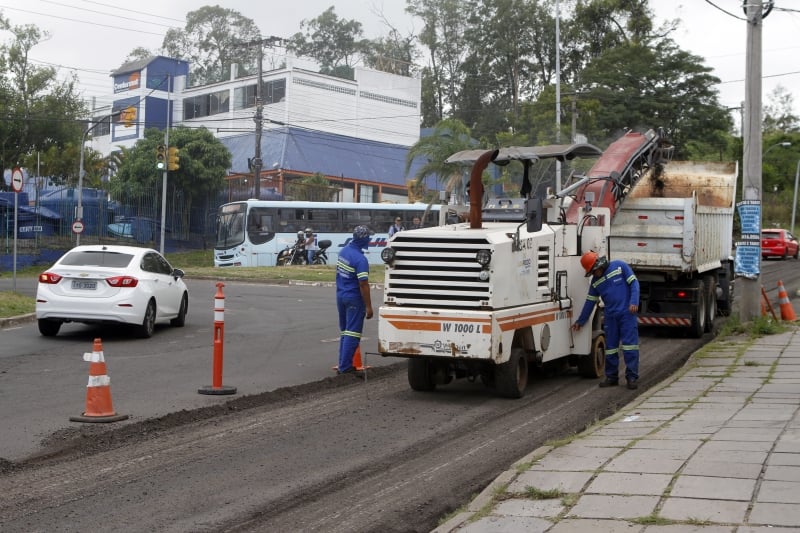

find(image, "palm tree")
[405,118,478,188]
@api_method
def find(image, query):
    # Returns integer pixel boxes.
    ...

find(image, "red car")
[762,229,799,260]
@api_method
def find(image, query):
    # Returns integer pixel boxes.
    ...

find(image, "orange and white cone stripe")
[70,338,128,423]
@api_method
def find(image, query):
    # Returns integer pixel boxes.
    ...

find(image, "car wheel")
[138,300,156,338]
[170,293,188,327]
[794,249,798,260]
[38,319,61,337]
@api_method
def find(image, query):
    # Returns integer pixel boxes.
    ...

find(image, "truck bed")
[609,160,738,274]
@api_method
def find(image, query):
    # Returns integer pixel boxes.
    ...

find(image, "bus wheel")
[494,348,528,398]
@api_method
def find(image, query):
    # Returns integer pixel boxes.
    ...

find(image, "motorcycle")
[276,240,307,266]
[311,239,332,265]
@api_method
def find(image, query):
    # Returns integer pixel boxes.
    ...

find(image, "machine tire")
[493,347,528,399]
[313,256,326,265]
[408,358,436,391]
[690,279,706,338]
[577,333,606,378]
[170,293,188,327]
[38,319,61,337]
[704,277,716,333]
[137,300,157,338]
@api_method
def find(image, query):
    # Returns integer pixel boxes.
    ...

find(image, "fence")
[1,184,219,270]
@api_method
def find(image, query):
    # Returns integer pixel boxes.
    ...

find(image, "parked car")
[35,245,188,337]
[762,228,799,260]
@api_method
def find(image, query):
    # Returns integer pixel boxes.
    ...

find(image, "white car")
[35,245,189,338]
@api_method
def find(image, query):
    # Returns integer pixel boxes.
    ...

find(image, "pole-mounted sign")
[11,167,24,192]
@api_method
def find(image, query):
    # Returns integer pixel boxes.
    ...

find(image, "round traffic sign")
[11,168,24,192]
[72,220,85,234]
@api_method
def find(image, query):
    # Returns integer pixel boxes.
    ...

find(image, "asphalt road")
[1,260,798,532]
[0,278,389,461]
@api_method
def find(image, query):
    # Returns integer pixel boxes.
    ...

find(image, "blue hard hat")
[353,225,373,239]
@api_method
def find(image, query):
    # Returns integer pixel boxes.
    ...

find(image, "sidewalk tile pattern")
[435,326,800,533]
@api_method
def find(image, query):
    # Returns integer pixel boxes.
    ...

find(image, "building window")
[183,89,230,120]
[234,84,257,110]
[234,79,286,110]
[209,89,230,115]
[92,116,111,137]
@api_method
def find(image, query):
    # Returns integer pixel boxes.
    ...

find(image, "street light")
[764,141,791,157]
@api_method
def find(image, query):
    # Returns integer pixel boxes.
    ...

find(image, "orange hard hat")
[581,251,608,277]
[580,251,598,275]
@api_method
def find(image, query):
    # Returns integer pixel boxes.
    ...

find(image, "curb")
[431,335,732,532]
[0,313,36,329]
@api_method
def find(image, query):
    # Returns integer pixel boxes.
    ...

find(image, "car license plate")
[71,280,97,290]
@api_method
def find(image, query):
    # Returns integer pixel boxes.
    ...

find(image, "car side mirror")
[173,268,185,279]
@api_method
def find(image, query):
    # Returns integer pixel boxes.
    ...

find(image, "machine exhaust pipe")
[469,149,499,229]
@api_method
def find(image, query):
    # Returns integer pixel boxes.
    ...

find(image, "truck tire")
[408,358,436,391]
[704,276,716,333]
[493,347,528,399]
[690,279,706,338]
[577,333,606,378]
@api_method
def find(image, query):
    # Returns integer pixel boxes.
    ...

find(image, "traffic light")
[156,145,166,170]
[168,146,180,171]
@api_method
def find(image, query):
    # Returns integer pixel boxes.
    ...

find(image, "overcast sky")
[2,0,798,126]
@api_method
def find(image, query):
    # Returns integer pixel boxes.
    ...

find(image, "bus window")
[343,210,372,231]
[307,208,339,232]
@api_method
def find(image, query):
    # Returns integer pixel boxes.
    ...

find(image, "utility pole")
[739,1,766,321]
[236,36,283,201]
[253,44,263,200]
[554,0,562,192]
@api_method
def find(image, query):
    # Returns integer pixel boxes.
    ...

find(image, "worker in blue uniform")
[335,225,374,375]
[571,251,641,389]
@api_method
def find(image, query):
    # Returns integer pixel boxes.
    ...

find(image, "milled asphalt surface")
[435,314,800,532]
[5,291,800,532]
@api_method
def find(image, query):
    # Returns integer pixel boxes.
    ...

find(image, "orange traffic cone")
[70,338,129,423]
[777,281,797,321]
[352,345,371,371]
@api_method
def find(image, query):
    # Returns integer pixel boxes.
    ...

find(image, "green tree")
[576,39,731,157]
[286,173,337,201]
[407,0,471,124]
[111,127,231,230]
[288,7,367,80]
[161,6,262,86]
[763,85,800,134]
[406,118,479,201]
[0,17,85,188]
[460,0,554,135]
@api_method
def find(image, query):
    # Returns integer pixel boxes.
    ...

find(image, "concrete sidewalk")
[436,324,800,532]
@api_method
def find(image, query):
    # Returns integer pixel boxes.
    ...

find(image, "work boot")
[626,379,638,390]
[598,377,619,388]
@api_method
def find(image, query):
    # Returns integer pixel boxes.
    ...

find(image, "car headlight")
[381,247,396,264]
[475,249,492,267]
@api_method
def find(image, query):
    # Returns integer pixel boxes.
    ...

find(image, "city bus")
[214,200,443,267]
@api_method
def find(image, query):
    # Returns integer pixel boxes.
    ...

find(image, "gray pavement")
[435,322,800,532]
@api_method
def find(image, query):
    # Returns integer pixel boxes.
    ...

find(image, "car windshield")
[762,232,779,239]
[60,251,134,268]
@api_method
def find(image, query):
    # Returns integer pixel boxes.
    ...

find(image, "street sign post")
[72,220,85,235]
[11,168,24,192]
